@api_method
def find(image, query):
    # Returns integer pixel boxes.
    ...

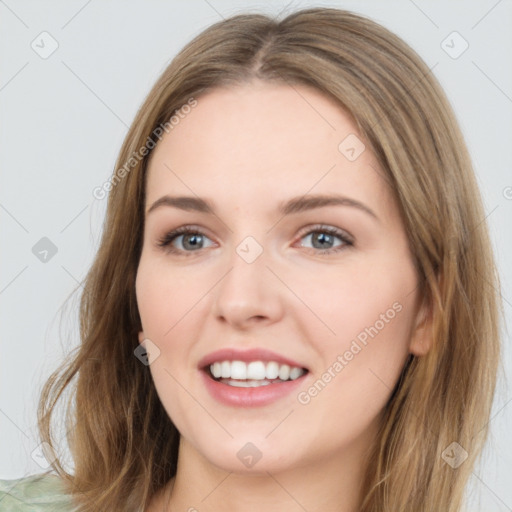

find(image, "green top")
[0,473,75,511]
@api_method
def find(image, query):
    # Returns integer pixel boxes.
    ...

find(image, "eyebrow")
[146,194,378,220]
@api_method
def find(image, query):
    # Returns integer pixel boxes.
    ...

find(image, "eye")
[156,224,353,256]
[157,226,215,255]
[295,224,353,255]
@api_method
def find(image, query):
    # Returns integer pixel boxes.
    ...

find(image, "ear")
[138,331,145,344]
[408,293,433,357]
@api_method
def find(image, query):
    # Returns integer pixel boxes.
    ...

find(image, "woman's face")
[135,81,431,475]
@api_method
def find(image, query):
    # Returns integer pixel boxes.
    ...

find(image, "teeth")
[231,361,246,380]
[289,367,303,380]
[247,361,266,379]
[209,360,305,381]
[212,362,221,378]
[278,364,290,380]
[224,379,273,387]
[221,361,230,378]
[265,361,279,379]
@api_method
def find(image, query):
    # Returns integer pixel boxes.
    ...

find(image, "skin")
[136,80,432,512]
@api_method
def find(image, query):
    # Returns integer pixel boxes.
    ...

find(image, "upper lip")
[198,348,308,370]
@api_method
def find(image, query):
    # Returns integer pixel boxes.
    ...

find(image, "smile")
[198,348,310,406]
[208,360,306,387]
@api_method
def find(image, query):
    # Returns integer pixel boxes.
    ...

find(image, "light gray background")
[1,1,511,510]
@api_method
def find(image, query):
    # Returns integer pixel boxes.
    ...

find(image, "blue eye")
[157,226,214,254]
[157,224,353,256]
[296,225,353,254]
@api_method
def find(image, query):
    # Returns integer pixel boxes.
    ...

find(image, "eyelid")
[294,224,354,244]
[156,223,354,256]
[156,225,214,252]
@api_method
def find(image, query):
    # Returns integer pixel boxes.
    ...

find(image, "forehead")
[145,81,393,218]
[150,80,358,167]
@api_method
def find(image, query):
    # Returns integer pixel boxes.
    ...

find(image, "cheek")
[297,273,416,433]
[135,258,210,430]
[291,247,417,351]
[135,254,216,373]
[294,249,416,386]
[135,254,210,339]
[135,258,201,399]
[293,300,414,450]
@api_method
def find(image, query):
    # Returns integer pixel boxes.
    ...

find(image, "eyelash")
[156,224,354,257]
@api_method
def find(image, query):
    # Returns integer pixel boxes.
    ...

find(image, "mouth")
[203,360,309,388]
[198,348,310,406]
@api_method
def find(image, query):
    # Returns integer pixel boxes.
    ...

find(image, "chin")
[190,434,302,475]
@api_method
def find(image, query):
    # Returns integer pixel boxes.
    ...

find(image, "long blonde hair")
[37,7,502,511]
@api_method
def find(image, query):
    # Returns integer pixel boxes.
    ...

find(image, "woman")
[0,7,502,512]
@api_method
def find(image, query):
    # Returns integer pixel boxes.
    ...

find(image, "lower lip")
[200,369,307,407]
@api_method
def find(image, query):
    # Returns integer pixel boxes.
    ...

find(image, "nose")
[211,239,285,330]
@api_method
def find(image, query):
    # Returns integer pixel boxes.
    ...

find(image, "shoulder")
[0,473,75,511]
